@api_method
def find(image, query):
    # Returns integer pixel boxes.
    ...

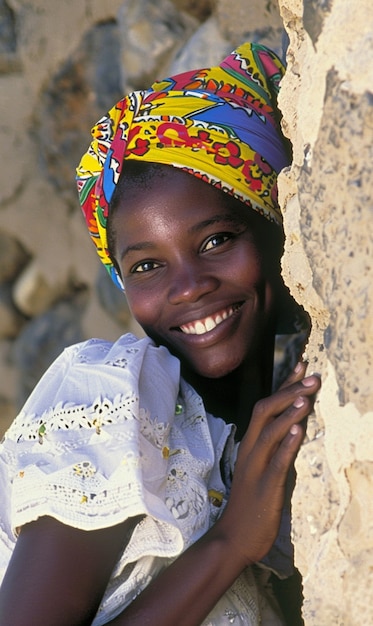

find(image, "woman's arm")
[0,364,320,626]
[0,515,142,626]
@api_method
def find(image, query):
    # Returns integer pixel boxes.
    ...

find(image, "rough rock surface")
[0,0,372,622]
[277,0,373,622]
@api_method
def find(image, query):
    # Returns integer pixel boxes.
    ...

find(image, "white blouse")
[0,334,289,625]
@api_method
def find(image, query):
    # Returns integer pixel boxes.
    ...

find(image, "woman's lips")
[178,304,242,336]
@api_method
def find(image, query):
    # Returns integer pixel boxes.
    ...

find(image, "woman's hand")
[106,362,321,626]
[214,361,321,567]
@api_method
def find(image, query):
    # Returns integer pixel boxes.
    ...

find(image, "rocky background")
[0,0,372,623]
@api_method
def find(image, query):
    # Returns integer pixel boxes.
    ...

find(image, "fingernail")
[290,424,300,435]
[293,396,305,408]
[294,362,303,374]
[302,376,318,387]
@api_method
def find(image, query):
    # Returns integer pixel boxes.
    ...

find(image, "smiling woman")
[0,42,320,626]
[108,162,282,387]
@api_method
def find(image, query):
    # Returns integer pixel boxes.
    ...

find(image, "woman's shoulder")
[62,332,156,364]
[3,333,181,445]
[62,332,179,375]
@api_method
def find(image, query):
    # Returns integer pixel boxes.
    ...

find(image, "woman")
[0,43,320,625]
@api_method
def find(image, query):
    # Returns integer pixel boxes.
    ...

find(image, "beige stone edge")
[277,0,373,621]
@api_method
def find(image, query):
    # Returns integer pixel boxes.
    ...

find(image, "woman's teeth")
[180,306,236,335]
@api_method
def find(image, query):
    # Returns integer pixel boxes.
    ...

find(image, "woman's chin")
[180,351,244,381]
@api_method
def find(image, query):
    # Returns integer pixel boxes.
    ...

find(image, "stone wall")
[0,0,372,623]
[277,0,373,623]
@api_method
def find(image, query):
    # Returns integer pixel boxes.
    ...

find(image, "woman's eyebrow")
[189,214,246,234]
[120,241,155,261]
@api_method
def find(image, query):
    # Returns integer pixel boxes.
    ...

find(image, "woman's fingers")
[258,372,320,423]
[223,411,308,564]
[221,368,321,566]
[241,393,311,477]
[278,360,308,390]
[242,373,321,452]
[265,419,305,486]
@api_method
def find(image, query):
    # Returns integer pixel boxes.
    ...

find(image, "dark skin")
[182,328,276,440]
[0,167,321,625]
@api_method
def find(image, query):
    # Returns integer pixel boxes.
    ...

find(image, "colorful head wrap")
[76,42,290,290]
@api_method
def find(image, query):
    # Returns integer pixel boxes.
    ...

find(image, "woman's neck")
[181,346,274,441]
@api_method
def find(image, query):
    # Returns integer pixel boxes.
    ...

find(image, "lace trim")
[6,391,174,451]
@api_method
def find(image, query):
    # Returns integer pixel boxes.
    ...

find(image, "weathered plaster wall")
[0,0,372,623]
[277,0,373,622]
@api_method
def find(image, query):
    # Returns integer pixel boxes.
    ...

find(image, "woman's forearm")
[106,526,247,626]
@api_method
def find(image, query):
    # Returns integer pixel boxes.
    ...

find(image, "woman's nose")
[167,262,219,305]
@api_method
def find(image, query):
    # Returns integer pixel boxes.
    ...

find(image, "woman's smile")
[175,303,243,335]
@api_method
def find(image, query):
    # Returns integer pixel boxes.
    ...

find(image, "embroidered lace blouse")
[0,334,288,625]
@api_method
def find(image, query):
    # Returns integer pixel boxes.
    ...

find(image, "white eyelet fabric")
[0,334,287,625]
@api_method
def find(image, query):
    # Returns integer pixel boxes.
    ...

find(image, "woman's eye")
[202,233,231,252]
[131,260,160,273]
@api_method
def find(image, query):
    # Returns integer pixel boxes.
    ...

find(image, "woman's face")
[111,166,278,379]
